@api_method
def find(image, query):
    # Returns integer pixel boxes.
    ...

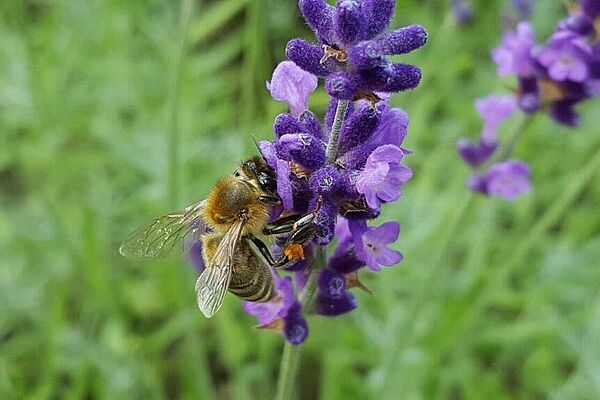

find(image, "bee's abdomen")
[229,242,275,302]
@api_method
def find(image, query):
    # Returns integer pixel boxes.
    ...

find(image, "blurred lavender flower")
[457,94,517,167]
[451,0,473,25]
[469,160,531,201]
[492,21,536,78]
[460,1,599,201]
[536,32,592,83]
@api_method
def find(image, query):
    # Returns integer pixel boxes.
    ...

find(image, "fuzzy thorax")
[203,176,271,236]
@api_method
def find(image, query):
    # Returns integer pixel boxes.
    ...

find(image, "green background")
[2,0,600,399]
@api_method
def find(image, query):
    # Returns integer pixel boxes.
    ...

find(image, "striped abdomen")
[228,240,275,302]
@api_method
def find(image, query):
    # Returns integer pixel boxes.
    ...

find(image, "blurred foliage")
[1,0,600,399]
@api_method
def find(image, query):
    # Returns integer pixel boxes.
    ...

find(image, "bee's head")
[236,156,278,195]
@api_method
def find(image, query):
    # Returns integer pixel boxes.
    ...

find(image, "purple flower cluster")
[493,4,599,126]
[241,0,426,344]
[458,1,600,201]
[286,0,427,101]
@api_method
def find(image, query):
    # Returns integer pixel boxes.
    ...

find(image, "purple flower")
[267,61,318,117]
[457,139,498,167]
[355,145,412,209]
[287,0,427,100]
[283,302,309,344]
[316,269,357,316]
[457,94,517,167]
[492,21,536,77]
[582,0,600,18]
[469,160,531,201]
[536,32,592,83]
[549,100,580,127]
[244,274,296,325]
[475,94,518,140]
[451,0,473,25]
[336,103,410,170]
[353,220,404,271]
[188,241,205,274]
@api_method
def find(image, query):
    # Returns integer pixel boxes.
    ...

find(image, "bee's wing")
[195,218,245,318]
[119,200,207,259]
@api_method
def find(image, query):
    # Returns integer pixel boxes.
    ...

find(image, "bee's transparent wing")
[195,218,245,318]
[119,200,207,259]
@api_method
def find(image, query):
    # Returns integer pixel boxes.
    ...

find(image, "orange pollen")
[321,44,348,64]
[284,243,305,261]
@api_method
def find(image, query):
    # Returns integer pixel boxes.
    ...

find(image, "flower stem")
[326,100,350,164]
[275,247,325,400]
[497,114,536,162]
[276,98,350,399]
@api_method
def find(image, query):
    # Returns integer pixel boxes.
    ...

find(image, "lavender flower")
[469,160,531,201]
[451,0,473,25]
[536,32,593,83]
[242,0,425,344]
[492,21,536,78]
[287,0,427,101]
[457,95,516,167]
[355,145,412,210]
[244,274,296,326]
[460,1,599,200]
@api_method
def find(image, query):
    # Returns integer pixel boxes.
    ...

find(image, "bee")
[120,156,317,318]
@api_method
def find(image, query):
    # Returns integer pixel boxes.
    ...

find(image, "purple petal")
[338,102,382,154]
[348,40,386,70]
[299,0,335,44]
[267,61,317,118]
[360,0,395,39]
[365,221,399,245]
[376,24,428,55]
[316,292,357,316]
[364,63,422,93]
[283,306,309,344]
[376,247,404,266]
[273,113,303,138]
[334,0,366,46]
[276,160,294,210]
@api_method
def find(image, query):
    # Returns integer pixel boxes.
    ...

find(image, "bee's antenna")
[250,134,264,156]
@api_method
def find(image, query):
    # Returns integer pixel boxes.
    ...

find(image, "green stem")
[326,100,350,164]
[496,114,536,162]
[167,0,194,208]
[275,98,349,400]
[275,247,324,400]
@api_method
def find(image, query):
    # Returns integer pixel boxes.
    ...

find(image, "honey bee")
[120,156,317,318]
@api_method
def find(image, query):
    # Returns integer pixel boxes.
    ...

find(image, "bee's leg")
[252,226,317,270]
[248,236,277,266]
[259,194,281,204]
[263,212,316,236]
[248,236,300,269]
